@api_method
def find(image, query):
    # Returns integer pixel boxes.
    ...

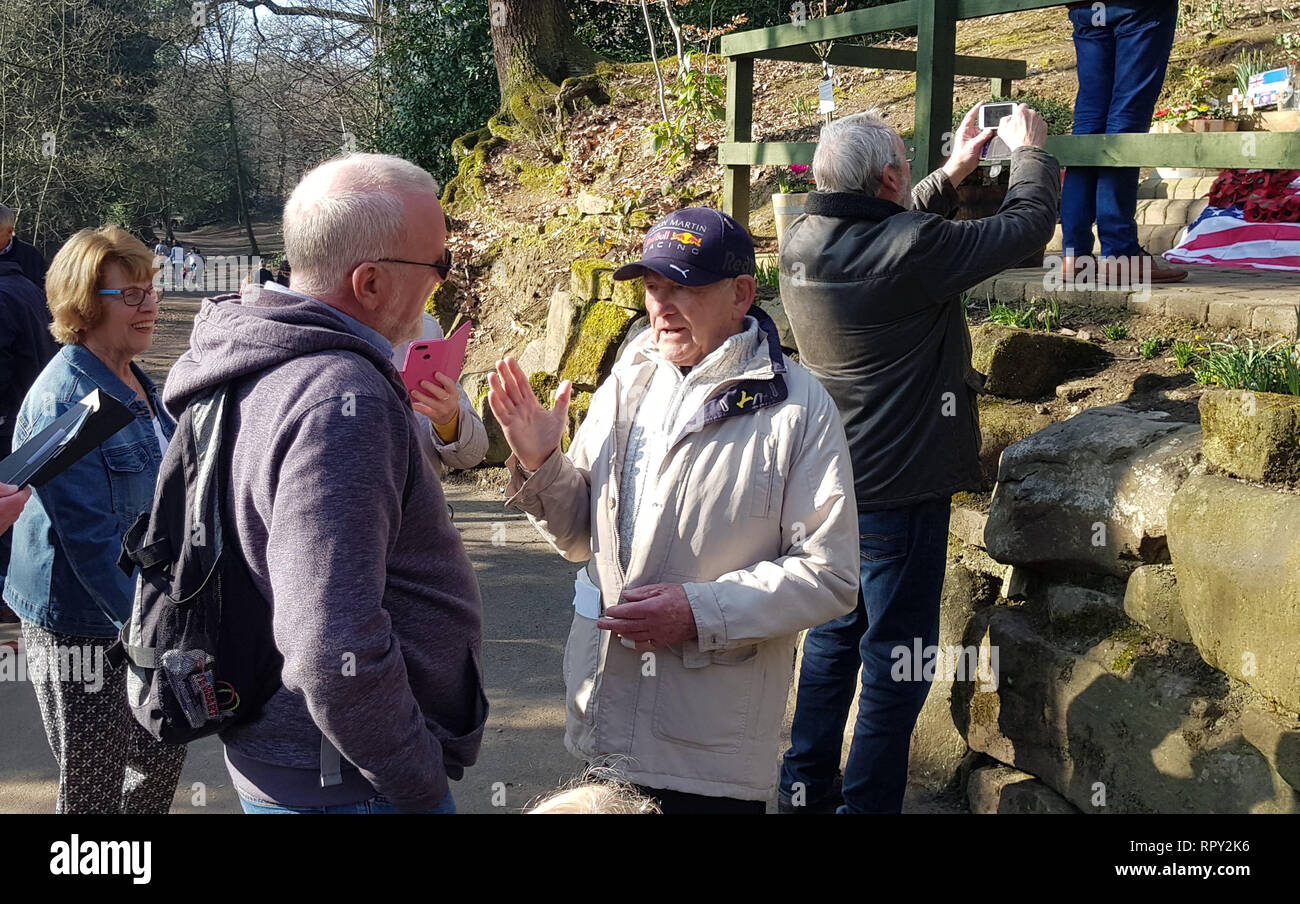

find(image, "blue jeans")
[1061,0,1179,258]
[780,499,951,814]
[238,791,456,814]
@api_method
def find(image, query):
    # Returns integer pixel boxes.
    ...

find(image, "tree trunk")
[488,0,601,138]
[225,95,260,257]
[490,0,596,97]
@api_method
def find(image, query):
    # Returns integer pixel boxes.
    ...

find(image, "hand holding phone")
[400,320,472,397]
[991,103,1048,151]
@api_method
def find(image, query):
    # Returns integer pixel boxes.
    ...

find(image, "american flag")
[1166,202,1300,272]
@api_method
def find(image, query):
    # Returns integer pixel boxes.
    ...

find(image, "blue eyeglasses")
[97,286,163,306]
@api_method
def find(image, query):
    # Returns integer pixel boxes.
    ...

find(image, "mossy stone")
[529,371,558,403]
[424,281,459,334]
[559,302,638,389]
[442,126,504,216]
[611,276,645,312]
[976,398,1054,489]
[568,389,594,437]
[1199,388,1300,485]
[570,259,615,304]
[970,323,1109,400]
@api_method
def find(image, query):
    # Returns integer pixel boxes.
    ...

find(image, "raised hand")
[487,357,572,471]
[997,103,1048,152]
[941,103,995,186]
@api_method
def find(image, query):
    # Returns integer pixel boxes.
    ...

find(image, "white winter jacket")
[505,308,859,801]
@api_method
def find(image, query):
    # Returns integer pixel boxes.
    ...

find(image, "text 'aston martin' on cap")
[612,207,756,287]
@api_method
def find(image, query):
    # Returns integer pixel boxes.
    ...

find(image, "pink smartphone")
[400,321,472,396]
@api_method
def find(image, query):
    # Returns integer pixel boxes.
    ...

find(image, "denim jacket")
[3,344,173,637]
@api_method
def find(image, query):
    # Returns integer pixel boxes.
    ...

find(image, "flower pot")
[772,192,808,248]
[1190,118,1235,132]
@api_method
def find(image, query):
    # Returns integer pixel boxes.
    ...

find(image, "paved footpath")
[0,491,577,814]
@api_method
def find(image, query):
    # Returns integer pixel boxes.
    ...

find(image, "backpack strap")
[320,734,342,787]
[104,621,156,670]
[118,510,173,575]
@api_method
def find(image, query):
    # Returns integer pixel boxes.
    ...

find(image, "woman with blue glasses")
[3,226,185,813]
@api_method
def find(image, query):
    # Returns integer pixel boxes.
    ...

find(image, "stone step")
[968,765,1080,814]
[970,267,1300,339]
[1137,175,1220,200]
[1135,197,1210,226]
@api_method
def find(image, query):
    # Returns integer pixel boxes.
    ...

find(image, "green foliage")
[1101,322,1129,341]
[986,304,1035,329]
[673,52,726,120]
[0,0,172,247]
[755,260,780,288]
[1235,49,1273,96]
[775,165,813,193]
[958,92,1075,136]
[1172,340,1198,368]
[648,115,693,170]
[646,55,726,171]
[1139,336,1168,360]
[1031,296,1061,332]
[986,297,1060,332]
[1190,339,1300,396]
[377,0,499,185]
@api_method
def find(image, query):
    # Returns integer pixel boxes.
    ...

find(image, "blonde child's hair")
[527,768,661,814]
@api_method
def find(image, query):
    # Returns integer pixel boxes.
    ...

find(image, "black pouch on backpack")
[114,382,283,745]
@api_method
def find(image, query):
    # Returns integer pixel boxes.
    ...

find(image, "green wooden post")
[914,0,957,177]
[992,77,1012,99]
[723,55,754,229]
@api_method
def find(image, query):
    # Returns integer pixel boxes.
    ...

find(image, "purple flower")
[790,164,809,175]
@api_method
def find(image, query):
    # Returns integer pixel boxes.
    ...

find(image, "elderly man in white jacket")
[488,208,859,814]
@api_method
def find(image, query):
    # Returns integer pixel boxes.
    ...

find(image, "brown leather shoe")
[1097,252,1188,286]
[1146,253,1189,283]
[1062,255,1093,281]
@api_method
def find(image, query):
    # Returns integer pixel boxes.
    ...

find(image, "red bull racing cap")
[612,207,756,287]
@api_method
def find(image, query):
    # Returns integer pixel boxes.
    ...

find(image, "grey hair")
[283,152,440,297]
[812,111,903,196]
[0,204,15,228]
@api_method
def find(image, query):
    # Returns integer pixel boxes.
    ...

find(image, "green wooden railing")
[719,0,1300,228]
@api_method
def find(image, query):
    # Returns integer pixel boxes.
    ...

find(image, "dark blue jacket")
[3,344,173,636]
[0,260,57,455]
[0,236,48,288]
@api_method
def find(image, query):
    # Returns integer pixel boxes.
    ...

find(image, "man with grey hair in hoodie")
[164,152,487,814]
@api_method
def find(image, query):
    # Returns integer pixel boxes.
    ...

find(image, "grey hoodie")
[164,283,486,811]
